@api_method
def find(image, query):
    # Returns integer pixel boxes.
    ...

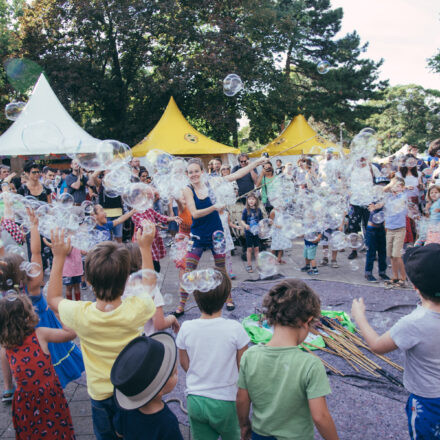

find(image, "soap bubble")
[5,101,26,121]
[123,269,161,300]
[75,140,131,171]
[397,131,403,138]
[181,269,223,293]
[19,261,41,278]
[397,103,406,113]
[212,179,236,206]
[258,219,272,239]
[122,183,155,210]
[164,293,173,306]
[426,122,433,131]
[347,233,363,249]
[349,261,359,271]
[317,60,330,74]
[329,231,347,251]
[405,157,417,168]
[56,192,74,209]
[5,245,26,259]
[212,230,226,254]
[4,58,43,93]
[81,200,94,215]
[372,211,385,224]
[145,150,174,175]
[170,233,189,263]
[256,251,278,278]
[223,74,243,97]
[22,121,64,153]
[304,232,320,242]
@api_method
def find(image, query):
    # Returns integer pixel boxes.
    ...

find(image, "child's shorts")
[303,244,318,260]
[187,395,240,440]
[62,275,82,286]
[245,233,260,249]
[386,227,406,257]
[406,393,440,440]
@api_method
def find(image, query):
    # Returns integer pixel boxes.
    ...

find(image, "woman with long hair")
[173,157,265,317]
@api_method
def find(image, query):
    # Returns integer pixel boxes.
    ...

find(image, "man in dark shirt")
[65,159,88,205]
[232,153,258,202]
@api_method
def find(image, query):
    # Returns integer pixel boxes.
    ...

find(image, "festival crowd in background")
[0,137,439,440]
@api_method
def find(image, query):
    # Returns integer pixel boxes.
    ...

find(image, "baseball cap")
[374,176,390,185]
[403,244,440,299]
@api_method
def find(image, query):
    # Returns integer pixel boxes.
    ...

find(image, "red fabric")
[1,218,25,245]
[132,209,168,261]
[6,332,75,439]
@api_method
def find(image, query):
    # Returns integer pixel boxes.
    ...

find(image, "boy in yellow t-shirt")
[47,225,157,440]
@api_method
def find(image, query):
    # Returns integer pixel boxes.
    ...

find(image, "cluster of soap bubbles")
[122,269,161,300]
[169,233,189,263]
[208,177,237,206]
[223,74,243,97]
[19,261,41,278]
[180,268,223,293]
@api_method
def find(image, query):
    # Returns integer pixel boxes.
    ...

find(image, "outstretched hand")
[136,221,156,249]
[351,297,366,322]
[26,207,39,228]
[50,228,71,259]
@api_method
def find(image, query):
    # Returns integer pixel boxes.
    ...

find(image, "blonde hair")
[383,176,405,193]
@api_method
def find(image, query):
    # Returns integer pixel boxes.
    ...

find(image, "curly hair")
[0,294,39,348]
[263,279,321,328]
[0,254,27,292]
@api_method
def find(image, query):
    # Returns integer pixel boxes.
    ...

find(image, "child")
[236,279,339,440]
[131,206,182,272]
[111,333,183,439]
[301,232,322,275]
[269,208,291,264]
[62,245,83,300]
[241,193,263,273]
[1,209,84,389]
[425,184,440,244]
[219,207,241,279]
[351,244,440,440]
[124,242,180,336]
[93,204,136,241]
[320,229,340,269]
[176,269,250,440]
[364,176,391,283]
[0,294,76,438]
[46,224,157,440]
[383,177,407,288]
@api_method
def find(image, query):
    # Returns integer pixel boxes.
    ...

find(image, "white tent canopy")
[0,74,98,156]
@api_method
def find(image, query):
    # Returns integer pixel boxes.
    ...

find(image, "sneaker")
[330,260,339,268]
[229,273,236,280]
[365,274,378,282]
[348,250,357,260]
[379,273,391,281]
[320,258,329,266]
[80,281,87,290]
[301,265,311,272]
[308,268,319,275]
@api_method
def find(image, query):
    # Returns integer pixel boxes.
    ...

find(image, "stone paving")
[0,240,410,439]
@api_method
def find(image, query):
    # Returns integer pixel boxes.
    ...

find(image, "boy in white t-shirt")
[176,269,249,440]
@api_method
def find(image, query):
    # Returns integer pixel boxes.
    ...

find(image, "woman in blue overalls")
[174,157,265,317]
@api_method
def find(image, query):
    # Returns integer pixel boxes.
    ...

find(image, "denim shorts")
[303,244,318,260]
[62,275,82,286]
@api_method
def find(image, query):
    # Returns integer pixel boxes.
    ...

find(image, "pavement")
[0,240,414,439]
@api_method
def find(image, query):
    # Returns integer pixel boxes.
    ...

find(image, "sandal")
[2,388,15,403]
[246,266,253,273]
[396,280,406,288]
[171,307,185,318]
[384,279,398,289]
[226,302,235,311]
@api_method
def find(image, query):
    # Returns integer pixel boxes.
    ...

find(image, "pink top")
[62,247,84,277]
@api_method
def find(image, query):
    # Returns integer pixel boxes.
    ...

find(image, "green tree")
[428,49,440,73]
[363,85,440,156]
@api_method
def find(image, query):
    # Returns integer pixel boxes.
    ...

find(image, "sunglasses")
[31,170,40,174]
[240,160,248,163]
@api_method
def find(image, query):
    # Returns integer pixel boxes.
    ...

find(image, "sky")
[330,0,440,90]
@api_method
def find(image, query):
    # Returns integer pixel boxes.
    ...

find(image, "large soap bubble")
[122,183,155,211]
[317,60,330,74]
[122,269,161,300]
[181,269,223,293]
[256,251,278,278]
[223,74,243,97]
[5,101,26,121]
[145,149,174,175]
[212,230,226,254]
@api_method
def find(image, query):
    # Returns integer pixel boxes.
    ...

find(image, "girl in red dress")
[0,293,76,439]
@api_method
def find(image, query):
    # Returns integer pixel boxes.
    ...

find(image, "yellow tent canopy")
[132,97,240,157]
[249,115,347,157]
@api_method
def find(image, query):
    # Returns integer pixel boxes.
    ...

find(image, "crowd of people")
[0,138,439,439]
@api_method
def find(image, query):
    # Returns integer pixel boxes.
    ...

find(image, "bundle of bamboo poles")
[300,315,403,387]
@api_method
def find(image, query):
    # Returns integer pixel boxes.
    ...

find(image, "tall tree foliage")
[363,85,440,156]
[16,0,387,147]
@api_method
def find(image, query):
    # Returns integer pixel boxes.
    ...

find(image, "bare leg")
[391,257,399,280]
[1,347,13,393]
[246,248,252,266]
[74,284,81,301]
[66,285,73,300]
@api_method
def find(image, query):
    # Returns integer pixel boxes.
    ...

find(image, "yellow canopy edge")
[132,97,240,157]
[249,115,348,157]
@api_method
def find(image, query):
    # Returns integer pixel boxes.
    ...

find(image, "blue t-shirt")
[114,403,183,440]
[430,200,440,222]
[95,221,114,241]
[385,193,407,230]
[242,208,263,235]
